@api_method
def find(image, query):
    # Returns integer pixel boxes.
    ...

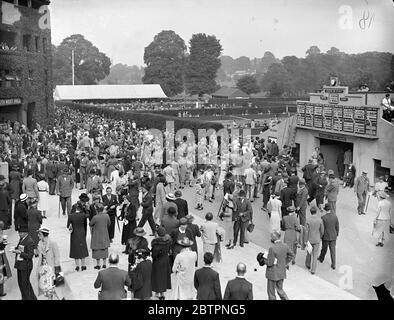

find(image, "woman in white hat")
[172,238,197,300]
[373,192,393,247]
[36,226,67,300]
[221,193,235,249]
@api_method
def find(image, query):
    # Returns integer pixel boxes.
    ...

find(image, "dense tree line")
[259,46,394,96]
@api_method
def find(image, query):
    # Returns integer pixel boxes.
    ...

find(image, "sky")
[50,0,394,67]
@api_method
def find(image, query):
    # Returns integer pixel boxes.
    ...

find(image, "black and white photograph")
[0,0,393,303]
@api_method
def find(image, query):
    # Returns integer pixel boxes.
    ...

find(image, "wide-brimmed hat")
[377,191,389,199]
[271,230,281,241]
[133,227,146,237]
[19,193,28,202]
[79,193,90,202]
[37,226,50,234]
[287,206,296,213]
[166,193,176,201]
[185,214,194,222]
[177,237,193,247]
[179,217,188,225]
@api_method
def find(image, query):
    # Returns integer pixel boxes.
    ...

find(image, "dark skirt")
[92,248,108,260]
[121,221,136,245]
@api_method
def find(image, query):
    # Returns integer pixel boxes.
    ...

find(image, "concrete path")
[1,182,368,300]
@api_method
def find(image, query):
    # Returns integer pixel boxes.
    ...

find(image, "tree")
[101,63,143,84]
[236,75,260,94]
[52,34,111,85]
[306,45,321,57]
[259,63,290,94]
[326,47,341,55]
[257,51,278,73]
[185,33,223,96]
[142,30,187,96]
[234,56,251,71]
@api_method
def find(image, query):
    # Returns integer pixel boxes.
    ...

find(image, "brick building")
[0,0,53,129]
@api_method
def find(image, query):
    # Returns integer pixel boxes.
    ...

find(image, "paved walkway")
[1,183,364,300]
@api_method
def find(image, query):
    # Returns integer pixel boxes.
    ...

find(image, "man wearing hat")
[305,207,324,274]
[325,172,340,214]
[137,182,156,237]
[302,159,317,192]
[231,190,253,249]
[282,206,301,264]
[11,226,37,300]
[318,203,339,270]
[185,214,201,261]
[14,194,28,232]
[296,178,308,226]
[56,168,74,216]
[160,193,178,223]
[174,190,188,220]
[0,178,11,230]
[46,155,58,195]
[170,218,193,266]
[354,170,370,215]
[264,231,295,300]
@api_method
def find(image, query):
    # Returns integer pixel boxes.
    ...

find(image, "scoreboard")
[296,102,378,138]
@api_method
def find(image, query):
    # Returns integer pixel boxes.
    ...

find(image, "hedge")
[56,101,224,133]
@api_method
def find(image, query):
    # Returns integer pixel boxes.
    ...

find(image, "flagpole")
[71,49,75,85]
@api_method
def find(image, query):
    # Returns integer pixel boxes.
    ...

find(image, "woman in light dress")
[172,238,197,300]
[36,174,49,219]
[373,191,393,247]
[267,192,282,232]
[222,193,235,248]
[110,165,120,195]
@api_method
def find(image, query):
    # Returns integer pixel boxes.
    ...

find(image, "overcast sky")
[50,0,394,66]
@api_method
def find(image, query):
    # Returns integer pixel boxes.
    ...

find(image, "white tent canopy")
[54,84,167,101]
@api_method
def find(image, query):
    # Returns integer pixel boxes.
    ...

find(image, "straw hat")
[177,238,193,247]
[133,227,147,237]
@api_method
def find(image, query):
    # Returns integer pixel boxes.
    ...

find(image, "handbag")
[280,220,285,231]
[247,223,255,233]
[390,224,394,234]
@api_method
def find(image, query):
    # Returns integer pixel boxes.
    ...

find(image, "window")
[18,0,28,7]
[15,70,22,87]
[35,36,39,52]
[4,70,14,88]
[28,70,34,86]
[31,0,42,9]
[23,34,32,52]
[42,37,48,53]
[0,30,17,51]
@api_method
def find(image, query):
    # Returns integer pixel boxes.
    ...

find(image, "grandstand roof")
[211,87,249,99]
[54,84,167,101]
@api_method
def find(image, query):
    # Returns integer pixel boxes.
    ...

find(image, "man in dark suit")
[223,173,235,196]
[12,227,37,300]
[94,253,131,300]
[230,190,253,248]
[102,186,118,242]
[194,252,222,300]
[33,157,45,181]
[174,190,188,219]
[45,155,58,195]
[280,182,296,217]
[302,159,317,192]
[223,262,253,300]
[318,203,339,270]
[265,230,294,300]
[138,182,156,236]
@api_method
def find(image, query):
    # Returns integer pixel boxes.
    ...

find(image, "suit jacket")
[174,198,188,219]
[302,164,317,180]
[321,213,339,241]
[45,160,58,179]
[325,178,340,201]
[306,215,324,244]
[296,186,308,209]
[233,197,253,222]
[280,187,296,209]
[140,192,153,216]
[200,220,219,245]
[14,234,35,270]
[102,194,118,217]
[223,277,253,300]
[265,241,294,281]
[56,174,74,197]
[223,179,235,195]
[194,266,222,300]
[94,267,130,300]
[14,201,28,231]
[355,176,370,194]
[33,163,45,180]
